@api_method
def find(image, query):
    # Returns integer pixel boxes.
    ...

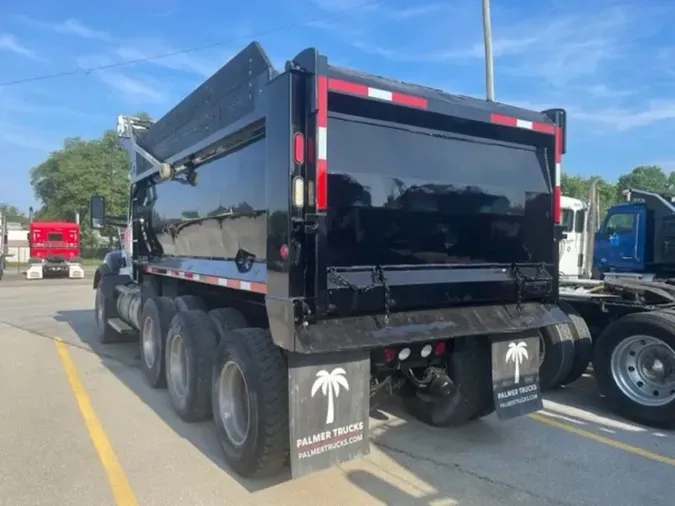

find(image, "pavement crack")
[371,439,575,506]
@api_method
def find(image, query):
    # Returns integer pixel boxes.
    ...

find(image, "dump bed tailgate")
[310,69,560,318]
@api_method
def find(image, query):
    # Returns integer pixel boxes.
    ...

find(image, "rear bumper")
[267,298,571,353]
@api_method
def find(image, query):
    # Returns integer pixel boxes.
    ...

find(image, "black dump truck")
[89,41,583,479]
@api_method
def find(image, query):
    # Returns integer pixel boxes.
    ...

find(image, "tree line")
[562,165,675,216]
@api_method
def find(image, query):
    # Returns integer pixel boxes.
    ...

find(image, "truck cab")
[594,202,646,276]
[559,195,587,279]
[25,221,84,280]
[593,188,675,280]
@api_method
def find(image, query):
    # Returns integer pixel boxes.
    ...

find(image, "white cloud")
[113,43,229,78]
[97,72,167,103]
[583,84,637,99]
[14,15,113,42]
[573,100,675,132]
[57,19,113,41]
[15,15,228,78]
[0,121,58,151]
[75,54,167,103]
[0,90,106,119]
[0,34,42,61]
[332,3,650,90]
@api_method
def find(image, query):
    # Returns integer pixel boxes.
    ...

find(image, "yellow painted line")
[529,413,675,466]
[55,337,139,506]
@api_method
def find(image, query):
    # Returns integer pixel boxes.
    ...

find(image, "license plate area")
[491,333,543,421]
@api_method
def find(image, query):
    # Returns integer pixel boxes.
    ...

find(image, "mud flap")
[287,349,370,479]
[491,333,543,421]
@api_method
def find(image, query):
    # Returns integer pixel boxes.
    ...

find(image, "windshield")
[561,209,574,232]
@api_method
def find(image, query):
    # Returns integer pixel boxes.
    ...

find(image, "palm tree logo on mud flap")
[311,368,350,425]
[505,342,529,384]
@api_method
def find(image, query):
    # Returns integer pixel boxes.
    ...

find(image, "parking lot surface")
[0,270,673,506]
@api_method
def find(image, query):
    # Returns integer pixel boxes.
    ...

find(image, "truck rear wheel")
[211,327,289,477]
[209,307,248,344]
[593,311,675,428]
[405,337,492,426]
[139,296,177,389]
[174,295,206,312]
[539,323,575,390]
[165,310,218,421]
[558,301,593,387]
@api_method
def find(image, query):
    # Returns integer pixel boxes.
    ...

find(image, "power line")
[0,1,378,87]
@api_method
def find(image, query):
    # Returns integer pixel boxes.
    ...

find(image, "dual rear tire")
[137,296,289,477]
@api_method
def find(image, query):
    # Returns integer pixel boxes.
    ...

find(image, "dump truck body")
[90,41,573,480]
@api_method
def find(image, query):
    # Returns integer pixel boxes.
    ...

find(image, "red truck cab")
[28,221,81,263]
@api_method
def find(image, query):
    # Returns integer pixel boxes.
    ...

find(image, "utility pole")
[482,0,495,101]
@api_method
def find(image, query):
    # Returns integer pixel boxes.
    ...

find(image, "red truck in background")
[26,221,84,280]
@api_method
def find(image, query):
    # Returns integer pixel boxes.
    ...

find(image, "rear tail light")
[293,132,305,164]
[292,176,305,208]
[420,344,433,358]
[398,348,411,361]
[433,341,446,356]
[383,348,395,363]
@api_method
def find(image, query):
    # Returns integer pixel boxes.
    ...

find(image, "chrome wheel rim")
[96,291,104,328]
[142,316,156,369]
[610,335,675,407]
[218,361,250,446]
[168,333,189,399]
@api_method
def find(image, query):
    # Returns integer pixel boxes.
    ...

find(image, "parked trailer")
[560,278,675,428]
[89,41,584,480]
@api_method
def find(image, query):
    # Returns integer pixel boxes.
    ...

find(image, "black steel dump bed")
[126,42,567,351]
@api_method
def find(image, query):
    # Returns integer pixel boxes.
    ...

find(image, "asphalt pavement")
[0,270,673,506]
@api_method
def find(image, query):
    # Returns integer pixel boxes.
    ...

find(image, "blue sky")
[1,0,675,211]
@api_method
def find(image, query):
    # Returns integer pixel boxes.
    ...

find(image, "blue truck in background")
[593,188,675,280]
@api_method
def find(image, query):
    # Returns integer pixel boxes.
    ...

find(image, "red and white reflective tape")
[316,76,328,210]
[553,126,563,223]
[489,113,556,134]
[142,265,266,294]
[327,78,428,109]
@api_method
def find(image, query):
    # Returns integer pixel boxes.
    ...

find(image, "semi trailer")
[89,41,586,479]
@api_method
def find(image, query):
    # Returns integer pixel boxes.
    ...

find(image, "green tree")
[560,173,589,200]
[0,203,29,225]
[616,165,670,199]
[29,130,131,249]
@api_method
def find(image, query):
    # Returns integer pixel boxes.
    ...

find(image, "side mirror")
[90,195,107,229]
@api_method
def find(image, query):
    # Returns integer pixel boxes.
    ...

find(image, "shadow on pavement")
[54,308,288,493]
[53,308,497,504]
[52,307,674,505]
